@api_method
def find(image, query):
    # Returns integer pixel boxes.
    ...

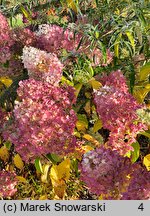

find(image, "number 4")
[138,203,144,211]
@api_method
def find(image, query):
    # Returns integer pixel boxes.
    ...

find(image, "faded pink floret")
[22,46,63,84]
[80,146,137,199]
[3,79,77,162]
[121,167,150,200]
[94,71,147,155]
[0,171,17,198]
[0,12,13,63]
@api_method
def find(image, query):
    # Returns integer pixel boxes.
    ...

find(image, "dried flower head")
[80,145,137,199]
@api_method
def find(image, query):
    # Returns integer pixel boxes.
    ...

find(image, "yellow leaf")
[76,121,86,131]
[16,176,27,183]
[0,146,9,162]
[39,195,48,200]
[53,179,66,199]
[83,134,95,141]
[145,84,150,89]
[133,86,149,103]
[98,194,104,200]
[143,154,150,171]
[13,154,24,170]
[66,0,78,13]
[85,92,91,98]
[82,145,94,153]
[125,150,131,158]
[115,8,120,15]
[50,158,71,185]
[41,164,51,183]
[76,114,88,132]
[0,77,12,87]
[89,78,102,90]
[74,83,82,97]
[84,100,91,115]
[20,5,32,21]
[121,8,128,18]
[83,134,99,146]
[73,130,81,138]
[9,164,14,172]
[126,31,135,52]
[61,76,74,86]
[93,119,103,133]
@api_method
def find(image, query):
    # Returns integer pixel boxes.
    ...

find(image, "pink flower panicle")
[94,71,147,155]
[121,166,150,200]
[80,145,137,199]
[3,79,77,162]
[22,46,63,84]
[0,12,13,63]
[0,171,17,198]
[12,28,37,48]
[100,70,128,93]
[36,24,81,54]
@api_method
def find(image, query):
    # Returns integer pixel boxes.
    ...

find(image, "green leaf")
[46,153,62,165]
[4,141,12,150]
[135,25,142,45]
[98,41,106,63]
[35,158,43,173]
[129,64,135,94]
[131,142,140,163]
[86,63,94,77]
[71,158,79,177]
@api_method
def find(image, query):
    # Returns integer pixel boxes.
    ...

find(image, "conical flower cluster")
[3,79,77,162]
[94,71,147,155]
